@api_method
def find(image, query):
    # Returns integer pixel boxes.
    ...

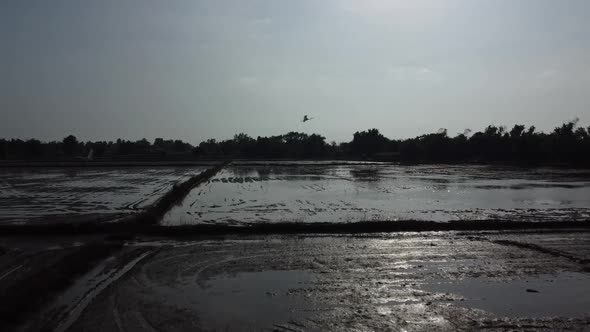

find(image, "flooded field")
[0,167,207,224]
[162,163,590,225]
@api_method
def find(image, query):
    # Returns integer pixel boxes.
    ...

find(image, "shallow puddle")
[166,270,317,331]
[423,272,590,318]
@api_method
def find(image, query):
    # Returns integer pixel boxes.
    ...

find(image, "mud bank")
[128,161,229,226]
[0,161,221,168]
[143,220,590,236]
[5,230,587,332]
[0,219,588,237]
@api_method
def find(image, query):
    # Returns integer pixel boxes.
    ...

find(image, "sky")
[1,0,589,144]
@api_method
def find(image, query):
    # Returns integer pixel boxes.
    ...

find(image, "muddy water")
[0,167,206,224]
[162,164,590,225]
[423,272,590,318]
[154,270,318,331]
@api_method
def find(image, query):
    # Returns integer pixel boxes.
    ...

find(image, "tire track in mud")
[0,263,24,282]
[103,247,270,332]
[149,248,269,286]
[189,253,269,284]
[133,310,160,332]
[51,250,155,332]
[493,239,590,270]
[112,290,162,332]
[112,300,127,332]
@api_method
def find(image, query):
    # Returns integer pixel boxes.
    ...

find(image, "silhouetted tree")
[0,140,6,159]
[62,135,79,156]
[351,129,389,157]
[2,119,589,165]
[25,139,44,157]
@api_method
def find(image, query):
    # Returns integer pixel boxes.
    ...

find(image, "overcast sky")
[2,0,589,143]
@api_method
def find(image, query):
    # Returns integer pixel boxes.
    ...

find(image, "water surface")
[163,164,590,225]
[0,167,206,224]
[156,270,316,331]
[423,272,590,318]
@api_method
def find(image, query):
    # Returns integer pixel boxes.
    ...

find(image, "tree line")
[1,119,589,165]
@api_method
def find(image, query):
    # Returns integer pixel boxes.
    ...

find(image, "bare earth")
[3,230,589,332]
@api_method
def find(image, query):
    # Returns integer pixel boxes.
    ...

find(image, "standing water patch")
[423,272,590,318]
[161,270,318,331]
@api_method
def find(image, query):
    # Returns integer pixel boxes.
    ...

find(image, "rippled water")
[423,272,590,318]
[162,164,590,225]
[0,167,206,224]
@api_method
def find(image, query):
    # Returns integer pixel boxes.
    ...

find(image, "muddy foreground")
[1,230,590,331]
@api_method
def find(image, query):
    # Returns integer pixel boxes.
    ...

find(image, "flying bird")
[302,115,314,123]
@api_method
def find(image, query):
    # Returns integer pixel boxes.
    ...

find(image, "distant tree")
[62,135,79,156]
[192,146,203,157]
[232,133,256,156]
[414,129,452,162]
[115,139,131,155]
[351,129,389,157]
[199,139,221,155]
[575,127,588,140]
[25,139,44,157]
[1,119,589,165]
[510,125,526,139]
[303,134,327,157]
[154,138,164,147]
[89,142,109,159]
[233,133,255,145]
[0,140,6,159]
[553,118,578,138]
[550,119,583,163]
[174,140,190,152]
[527,126,536,135]
[400,139,419,161]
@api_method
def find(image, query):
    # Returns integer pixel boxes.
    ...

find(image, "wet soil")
[0,240,125,331]
[11,231,586,332]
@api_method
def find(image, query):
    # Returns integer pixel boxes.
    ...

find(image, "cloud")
[536,69,559,80]
[386,66,445,82]
[232,76,261,87]
[336,0,453,22]
[250,17,272,26]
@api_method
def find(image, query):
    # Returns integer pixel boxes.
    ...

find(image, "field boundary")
[494,239,590,266]
[0,219,588,237]
[121,161,230,226]
[0,161,222,168]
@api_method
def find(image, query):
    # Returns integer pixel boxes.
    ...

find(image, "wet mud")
[0,240,126,330]
[19,231,587,332]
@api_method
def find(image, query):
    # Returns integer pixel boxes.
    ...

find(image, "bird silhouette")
[302,115,314,123]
